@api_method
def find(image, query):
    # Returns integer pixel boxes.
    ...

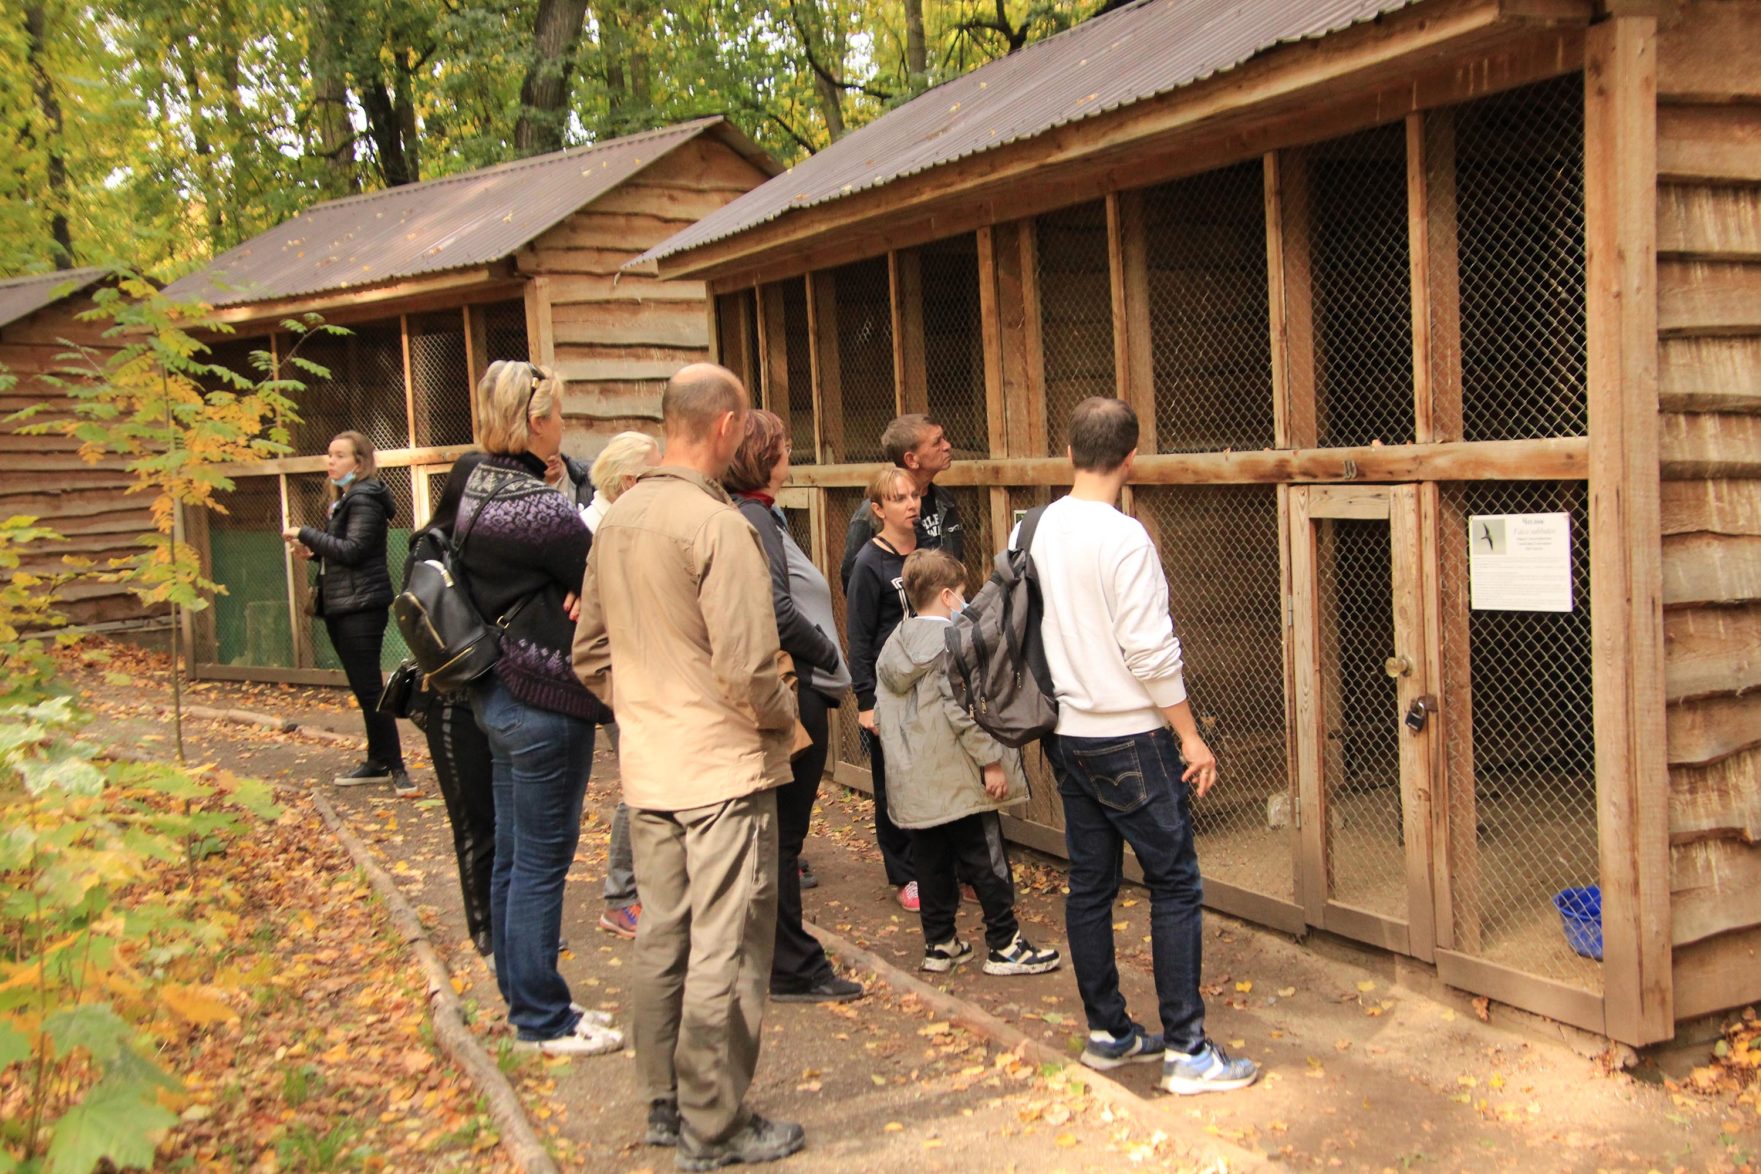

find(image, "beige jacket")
[572,466,797,811]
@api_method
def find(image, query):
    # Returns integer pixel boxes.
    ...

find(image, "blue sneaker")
[1080,1023,1164,1070]
[1160,1038,1260,1094]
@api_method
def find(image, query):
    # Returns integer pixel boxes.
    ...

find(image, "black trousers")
[424,696,497,950]
[862,730,916,887]
[771,687,836,989]
[323,608,403,770]
[912,812,1019,952]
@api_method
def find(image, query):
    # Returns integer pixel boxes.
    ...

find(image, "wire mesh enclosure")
[714,289,762,396]
[910,234,990,458]
[202,334,271,392]
[1307,122,1414,448]
[1439,480,1598,990]
[1036,201,1114,458]
[826,258,895,463]
[206,477,290,668]
[1141,162,1275,453]
[1313,518,1405,918]
[1135,485,1294,904]
[1453,75,1588,441]
[286,319,407,455]
[777,279,817,464]
[408,310,472,448]
[479,299,531,368]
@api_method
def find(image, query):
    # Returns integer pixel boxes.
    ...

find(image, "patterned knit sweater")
[455,453,607,723]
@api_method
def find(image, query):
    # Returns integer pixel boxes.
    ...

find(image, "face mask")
[947,594,966,618]
[329,470,356,489]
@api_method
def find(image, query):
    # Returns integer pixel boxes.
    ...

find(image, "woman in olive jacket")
[283,430,409,794]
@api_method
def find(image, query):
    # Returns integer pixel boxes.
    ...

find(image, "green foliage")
[0,517,74,708]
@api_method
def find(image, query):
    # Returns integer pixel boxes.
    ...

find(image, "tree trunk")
[309,0,358,197]
[904,0,927,91]
[515,0,590,156]
[361,80,417,186]
[24,5,73,268]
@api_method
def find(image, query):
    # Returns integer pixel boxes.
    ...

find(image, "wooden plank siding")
[1657,0,1761,1015]
[0,292,158,627]
[520,136,773,453]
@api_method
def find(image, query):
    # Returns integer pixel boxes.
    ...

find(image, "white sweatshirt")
[1019,496,1187,737]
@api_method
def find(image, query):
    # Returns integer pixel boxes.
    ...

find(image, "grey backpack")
[944,506,1057,747]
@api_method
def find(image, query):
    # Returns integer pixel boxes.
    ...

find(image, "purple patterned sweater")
[455,453,607,723]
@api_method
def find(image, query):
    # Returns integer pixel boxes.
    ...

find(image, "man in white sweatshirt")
[1027,396,1259,1097]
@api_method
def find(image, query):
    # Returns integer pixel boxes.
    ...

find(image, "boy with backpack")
[875,548,1061,977]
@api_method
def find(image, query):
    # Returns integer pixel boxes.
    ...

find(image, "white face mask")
[329,470,356,489]
[946,591,967,618]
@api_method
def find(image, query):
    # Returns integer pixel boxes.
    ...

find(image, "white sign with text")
[1468,512,1573,613]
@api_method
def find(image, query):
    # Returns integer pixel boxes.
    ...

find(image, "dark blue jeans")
[1045,726,1206,1053]
[471,675,593,1041]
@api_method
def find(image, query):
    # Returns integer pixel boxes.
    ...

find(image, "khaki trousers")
[630,789,779,1144]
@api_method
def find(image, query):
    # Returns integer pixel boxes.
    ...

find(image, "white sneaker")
[517,1016,624,1057]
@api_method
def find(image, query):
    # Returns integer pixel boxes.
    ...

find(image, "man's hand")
[981,762,1008,800]
[1180,735,1218,798]
[858,709,876,733]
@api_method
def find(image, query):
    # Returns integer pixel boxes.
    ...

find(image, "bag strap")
[454,470,550,631]
[456,472,516,560]
[1016,504,1050,554]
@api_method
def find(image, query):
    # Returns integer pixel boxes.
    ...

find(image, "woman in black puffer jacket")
[283,430,409,794]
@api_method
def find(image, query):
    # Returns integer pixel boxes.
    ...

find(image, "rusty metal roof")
[0,267,108,330]
[640,0,1420,266]
[165,118,773,308]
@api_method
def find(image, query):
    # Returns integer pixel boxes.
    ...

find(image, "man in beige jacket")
[573,363,802,1170]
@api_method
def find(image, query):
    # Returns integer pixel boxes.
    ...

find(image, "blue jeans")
[471,675,594,1041]
[1045,726,1206,1053]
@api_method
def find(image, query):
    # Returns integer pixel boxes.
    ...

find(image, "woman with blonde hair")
[283,430,410,795]
[581,430,661,941]
[455,360,619,1057]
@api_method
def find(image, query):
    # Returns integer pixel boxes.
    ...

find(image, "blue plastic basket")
[1553,886,1603,961]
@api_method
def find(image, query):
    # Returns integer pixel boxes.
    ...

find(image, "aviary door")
[1290,485,1437,960]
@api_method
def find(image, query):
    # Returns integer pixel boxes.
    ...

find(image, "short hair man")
[1024,396,1260,1096]
[573,363,805,1167]
[838,413,961,589]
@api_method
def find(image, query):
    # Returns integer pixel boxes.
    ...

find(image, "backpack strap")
[1016,504,1050,554]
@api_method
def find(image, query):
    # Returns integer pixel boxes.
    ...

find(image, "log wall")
[0,292,157,627]
[1655,0,1761,1021]
[519,136,773,456]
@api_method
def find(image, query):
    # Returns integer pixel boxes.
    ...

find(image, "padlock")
[1404,695,1436,734]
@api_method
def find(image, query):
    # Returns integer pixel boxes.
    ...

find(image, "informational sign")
[1468,512,1574,612]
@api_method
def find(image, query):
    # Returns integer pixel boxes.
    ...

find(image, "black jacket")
[735,495,841,676]
[839,481,963,589]
[846,539,911,711]
[300,479,396,617]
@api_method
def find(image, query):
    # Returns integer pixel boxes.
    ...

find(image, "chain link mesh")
[408,310,472,448]
[286,319,407,456]
[1035,201,1114,459]
[205,476,291,668]
[1307,122,1414,448]
[1454,75,1587,441]
[201,335,270,393]
[1143,162,1275,453]
[479,299,531,367]
[1134,485,1294,904]
[778,279,817,465]
[1440,480,1598,989]
[914,234,990,458]
[829,257,894,464]
[714,290,761,395]
[1313,517,1405,917]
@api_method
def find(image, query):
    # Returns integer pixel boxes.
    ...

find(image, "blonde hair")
[589,431,661,504]
[477,360,564,455]
[865,466,916,529]
[329,430,377,501]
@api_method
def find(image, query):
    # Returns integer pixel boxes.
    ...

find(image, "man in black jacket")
[838,415,962,590]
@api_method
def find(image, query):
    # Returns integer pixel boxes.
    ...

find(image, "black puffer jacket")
[299,478,396,616]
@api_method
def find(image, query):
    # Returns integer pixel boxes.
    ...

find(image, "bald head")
[663,363,748,444]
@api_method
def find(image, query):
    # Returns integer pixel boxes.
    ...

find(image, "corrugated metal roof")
[640,0,1420,266]
[0,267,108,330]
[165,118,767,308]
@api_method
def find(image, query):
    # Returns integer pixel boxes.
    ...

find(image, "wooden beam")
[1672,922,1761,1022]
[1662,534,1761,607]
[993,222,1033,458]
[758,283,784,416]
[1656,0,1761,103]
[1409,110,1464,443]
[1584,13,1672,1045]
[201,268,519,328]
[1391,484,1437,962]
[211,443,477,479]
[1659,260,1761,335]
[1017,223,1048,459]
[1667,691,1761,768]
[977,227,1007,463]
[1660,412,1761,479]
[1110,190,1156,450]
[1267,151,1318,448]
[1657,104,1761,184]
[463,305,485,442]
[1658,336,1761,414]
[1435,949,1606,1038]
[1658,185,1761,262]
[1288,488,1327,924]
[1660,480,1761,537]
[399,314,417,450]
[808,270,842,464]
[890,250,927,416]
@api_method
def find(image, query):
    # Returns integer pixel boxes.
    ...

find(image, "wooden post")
[808,271,843,464]
[400,313,417,451]
[1586,13,1671,1044]
[1409,111,1464,444]
[1391,484,1437,962]
[1017,223,1048,459]
[1428,484,1476,952]
[279,473,304,670]
[977,227,1007,462]
[891,250,928,416]
[1108,191,1157,450]
[524,276,556,368]
[1266,151,1318,449]
[1288,487,1328,923]
[758,284,786,417]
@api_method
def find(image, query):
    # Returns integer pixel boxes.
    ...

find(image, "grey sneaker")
[390,768,419,797]
[676,1113,804,1171]
[982,934,1061,976]
[920,938,973,974]
[646,1098,681,1147]
[1080,1023,1165,1071]
[1161,1038,1260,1095]
[333,761,390,786]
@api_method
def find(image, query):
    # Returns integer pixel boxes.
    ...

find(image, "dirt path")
[72,644,1759,1172]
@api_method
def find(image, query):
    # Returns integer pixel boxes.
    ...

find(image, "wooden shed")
[162,117,776,686]
[0,268,159,629]
[639,0,1761,1046]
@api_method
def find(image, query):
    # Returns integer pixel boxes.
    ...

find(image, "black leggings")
[772,688,835,987]
[323,608,403,770]
[424,697,496,950]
